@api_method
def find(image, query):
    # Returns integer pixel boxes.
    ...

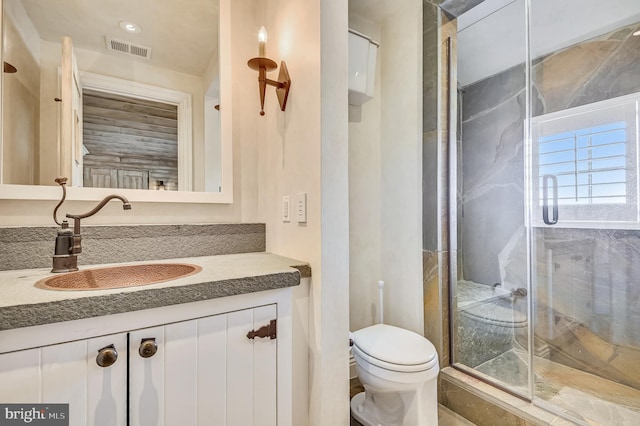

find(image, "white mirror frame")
[0,0,233,204]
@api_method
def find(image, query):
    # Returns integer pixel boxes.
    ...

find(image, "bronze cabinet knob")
[138,338,158,358]
[96,344,118,368]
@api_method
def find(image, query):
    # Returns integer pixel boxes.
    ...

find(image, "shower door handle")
[542,174,558,225]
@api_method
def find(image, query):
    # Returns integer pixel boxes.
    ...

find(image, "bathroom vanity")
[0,252,310,426]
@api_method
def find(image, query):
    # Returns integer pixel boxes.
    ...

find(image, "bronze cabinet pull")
[96,344,118,367]
[139,338,158,358]
[246,319,277,340]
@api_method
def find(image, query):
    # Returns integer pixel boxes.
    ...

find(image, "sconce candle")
[258,26,267,57]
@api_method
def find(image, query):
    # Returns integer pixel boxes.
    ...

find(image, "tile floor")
[475,348,640,425]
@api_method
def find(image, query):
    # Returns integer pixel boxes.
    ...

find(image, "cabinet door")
[129,325,164,426]
[0,347,40,402]
[0,333,127,426]
[87,334,128,426]
[129,304,277,426]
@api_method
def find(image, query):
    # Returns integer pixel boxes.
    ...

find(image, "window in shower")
[539,122,627,205]
[531,94,640,226]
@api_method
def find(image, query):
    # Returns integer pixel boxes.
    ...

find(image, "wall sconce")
[247,26,291,116]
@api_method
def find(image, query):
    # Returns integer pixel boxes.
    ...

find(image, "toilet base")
[351,391,423,426]
[350,382,439,426]
[350,392,377,426]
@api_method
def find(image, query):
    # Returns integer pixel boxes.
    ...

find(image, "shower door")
[528,1,640,423]
[452,0,640,422]
[451,0,533,398]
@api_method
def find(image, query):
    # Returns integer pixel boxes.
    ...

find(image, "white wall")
[379,1,423,334]
[240,0,350,422]
[256,0,320,421]
[349,1,424,335]
[318,0,350,422]
[348,17,382,331]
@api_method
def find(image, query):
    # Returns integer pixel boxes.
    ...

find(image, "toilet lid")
[353,324,437,367]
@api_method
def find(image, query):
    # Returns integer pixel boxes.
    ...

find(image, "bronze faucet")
[52,177,132,273]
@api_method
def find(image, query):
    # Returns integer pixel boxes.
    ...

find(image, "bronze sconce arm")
[247,57,291,116]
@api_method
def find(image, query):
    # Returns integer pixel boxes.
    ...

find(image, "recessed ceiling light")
[120,21,142,34]
[633,30,640,37]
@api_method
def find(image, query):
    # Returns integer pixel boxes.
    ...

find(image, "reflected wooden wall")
[82,89,178,190]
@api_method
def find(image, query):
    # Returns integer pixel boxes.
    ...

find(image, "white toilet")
[350,323,439,426]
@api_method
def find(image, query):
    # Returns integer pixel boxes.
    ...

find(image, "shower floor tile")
[475,348,529,389]
[475,349,640,425]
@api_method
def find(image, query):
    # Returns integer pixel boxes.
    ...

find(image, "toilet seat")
[353,324,438,373]
[460,302,528,328]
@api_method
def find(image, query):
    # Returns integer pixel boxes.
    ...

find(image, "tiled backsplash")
[0,223,266,271]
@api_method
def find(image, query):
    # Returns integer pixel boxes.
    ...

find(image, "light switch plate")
[294,193,307,223]
[282,196,291,222]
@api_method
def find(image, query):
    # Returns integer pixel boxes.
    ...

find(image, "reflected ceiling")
[17,0,218,76]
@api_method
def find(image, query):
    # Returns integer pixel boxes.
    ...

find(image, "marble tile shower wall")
[0,224,266,271]
[459,63,527,288]
[458,21,640,386]
[423,1,455,367]
[535,228,640,345]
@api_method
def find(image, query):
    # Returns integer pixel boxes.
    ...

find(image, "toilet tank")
[348,29,379,105]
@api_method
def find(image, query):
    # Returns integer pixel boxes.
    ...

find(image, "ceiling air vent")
[105,37,152,60]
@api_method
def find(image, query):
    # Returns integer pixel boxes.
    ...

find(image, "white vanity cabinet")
[0,304,278,426]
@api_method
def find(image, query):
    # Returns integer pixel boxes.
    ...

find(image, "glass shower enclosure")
[450,0,640,423]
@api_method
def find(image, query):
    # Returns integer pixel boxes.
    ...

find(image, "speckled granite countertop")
[0,252,310,331]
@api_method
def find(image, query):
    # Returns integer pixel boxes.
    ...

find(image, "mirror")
[0,0,233,203]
